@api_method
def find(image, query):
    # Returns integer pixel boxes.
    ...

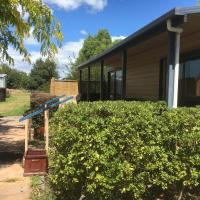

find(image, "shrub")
[49,101,200,200]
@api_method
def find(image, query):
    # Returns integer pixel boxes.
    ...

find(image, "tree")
[0,0,63,64]
[64,58,78,80]
[0,64,30,89]
[29,58,58,92]
[66,29,122,80]
[75,29,112,65]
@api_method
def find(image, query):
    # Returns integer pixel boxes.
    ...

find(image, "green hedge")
[49,101,200,200]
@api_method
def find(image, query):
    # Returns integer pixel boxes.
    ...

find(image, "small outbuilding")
[0,74,7,101]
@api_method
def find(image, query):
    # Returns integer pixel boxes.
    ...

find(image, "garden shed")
[0,74,7,88]
[0,74,7,101]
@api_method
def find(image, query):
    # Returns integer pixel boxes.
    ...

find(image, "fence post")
[25,119,29,153]
[44,104,49,153]
[50,77,55,96]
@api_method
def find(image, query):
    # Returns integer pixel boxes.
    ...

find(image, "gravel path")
[0,116,31,200]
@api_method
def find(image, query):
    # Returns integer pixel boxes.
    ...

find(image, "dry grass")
[3,178,20,183]
[0,90,30,117]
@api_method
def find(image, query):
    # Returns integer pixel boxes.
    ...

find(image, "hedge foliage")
[49,101,200,200]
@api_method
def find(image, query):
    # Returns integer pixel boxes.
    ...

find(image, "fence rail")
[19,96,73,122]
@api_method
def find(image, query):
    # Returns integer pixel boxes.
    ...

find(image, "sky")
[8,0,197,77]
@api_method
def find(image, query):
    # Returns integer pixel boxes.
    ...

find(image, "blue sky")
[55,0,197,41]
[10,0,197,76]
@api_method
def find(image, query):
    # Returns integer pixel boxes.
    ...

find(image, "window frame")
[180,52,200,106]
[159,49,200,106]
[107,67,123,100]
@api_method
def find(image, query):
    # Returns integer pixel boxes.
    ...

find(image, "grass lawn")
[0,90,30,117]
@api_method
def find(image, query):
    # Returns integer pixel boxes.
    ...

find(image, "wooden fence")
[50,78,78,97]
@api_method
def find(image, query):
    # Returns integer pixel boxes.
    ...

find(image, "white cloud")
[5,35,126,77]
[44,0,107,12]
[111,35,126,42]
[56,39,84,64]
[7,47,41,73]
[17,5,29,21]
[24,28,39,46]
[80,30,88,36]
[25,36,39,46]
[55,39,84,77]
[6,39,84,77]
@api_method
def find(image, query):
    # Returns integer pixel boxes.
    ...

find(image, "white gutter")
[167,20,183,34]
[167,20,183,108]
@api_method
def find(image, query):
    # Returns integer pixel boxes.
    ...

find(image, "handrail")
[31,95,65,110]
[19,96,73,122]
[19,108,45,122]
[48,96,73,109]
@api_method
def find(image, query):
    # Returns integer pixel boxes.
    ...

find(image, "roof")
[0,74,7,78]
[78,6,200,69]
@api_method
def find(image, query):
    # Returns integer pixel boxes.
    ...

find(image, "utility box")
[0,74,7,102]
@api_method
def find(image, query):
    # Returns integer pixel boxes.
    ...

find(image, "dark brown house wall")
[126,14,200,101]
[126,33,168,100]
[104,53,122,70]
[180,15,200,53]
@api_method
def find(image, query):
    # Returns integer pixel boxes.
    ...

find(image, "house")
[0,74,7,101]
[78,6,200,108]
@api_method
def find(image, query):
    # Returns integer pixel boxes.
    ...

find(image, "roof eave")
[175,6,200,15]
[78,6,200,69]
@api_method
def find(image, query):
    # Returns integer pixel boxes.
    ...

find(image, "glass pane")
[90,64,100,101]
[116,70,122,99]
[178,63,184,105]
[81,68,88,100]
[110,72,115,99]
[184,59,200,97]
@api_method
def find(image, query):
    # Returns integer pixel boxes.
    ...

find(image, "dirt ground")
[0,116,31,200]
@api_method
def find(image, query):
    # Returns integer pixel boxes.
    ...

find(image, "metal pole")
[122,50,127,99]
[172,33,181,108]
[87,66,90,101]
[100,60,104,100]
[79,69,82,96]
[166,19,183,108]
[167,31,175,108]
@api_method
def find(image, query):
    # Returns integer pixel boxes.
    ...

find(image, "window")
[160,53,200,106]
[180,58,200,106]
[80,68,88,101]
[90,64,101,101]
[108,69,122,100]
[116,70,123,99]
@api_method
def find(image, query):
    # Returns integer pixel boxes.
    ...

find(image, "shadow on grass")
[0,117,24,165]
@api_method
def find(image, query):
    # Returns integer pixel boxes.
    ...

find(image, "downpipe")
[167,20,183,108]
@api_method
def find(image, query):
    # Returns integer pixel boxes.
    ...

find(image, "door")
[108,69,122,100]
